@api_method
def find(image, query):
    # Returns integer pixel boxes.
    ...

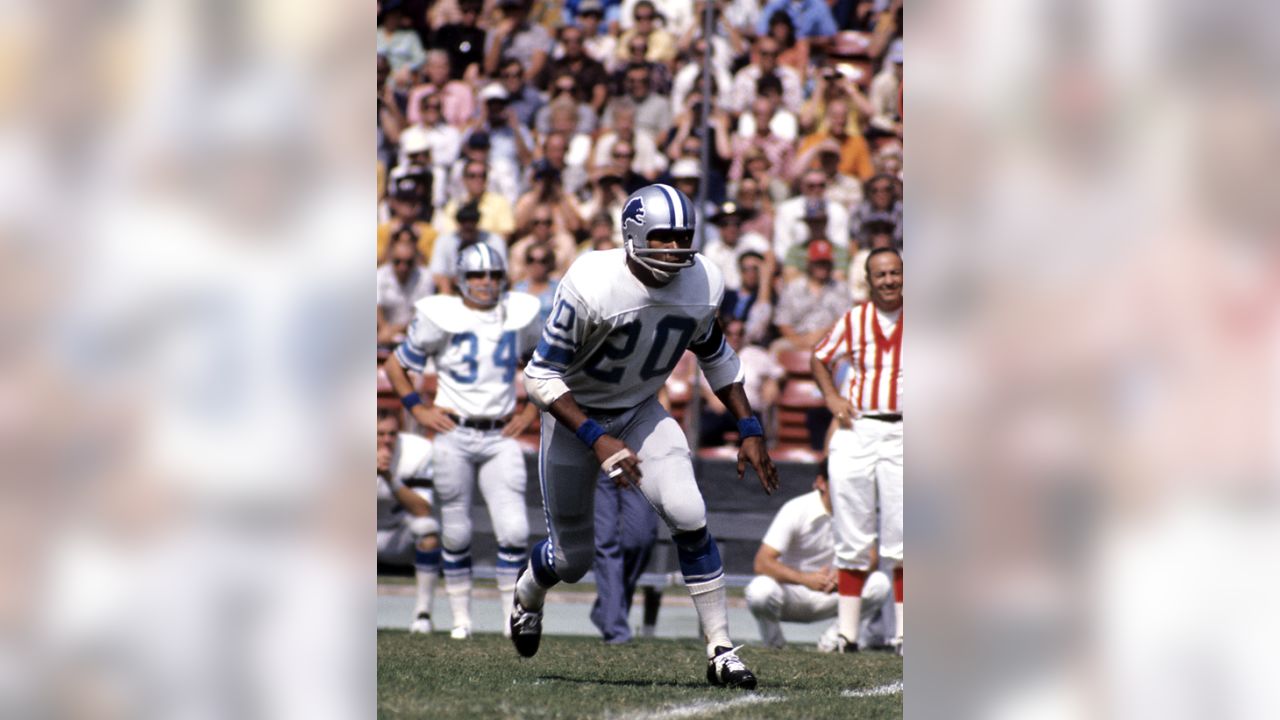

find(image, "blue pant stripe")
[531,538,560,588]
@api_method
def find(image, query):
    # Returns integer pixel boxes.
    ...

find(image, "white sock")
[838,595,863,642]
[895,601,904,642]
[445,578,472,629]
[516,561,547,611]
[687,577,731,656]
[498,579,516,627]
[414,568,437,617]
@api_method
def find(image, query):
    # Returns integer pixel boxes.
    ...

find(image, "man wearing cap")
[484,0,552,83]
[703,202,771,291]
[772,169,851,261]
[782,201,852,282]
[772,238,852,353]
[467,82,534,173]
[436,158,517,239]
[378,174,439,264]
[573,1,617,67]
[396,124,454,210]
[666,159,717,221]
[429,202,509,295]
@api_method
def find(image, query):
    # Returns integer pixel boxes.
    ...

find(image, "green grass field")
[378,631,902,719]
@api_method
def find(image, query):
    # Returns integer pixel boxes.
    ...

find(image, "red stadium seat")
[777,349,814,380]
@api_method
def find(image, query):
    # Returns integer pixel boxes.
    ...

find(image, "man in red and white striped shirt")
[810,247,903,654]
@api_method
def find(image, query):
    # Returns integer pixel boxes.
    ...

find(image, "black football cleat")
[706,645,757,690]
[509,566,543,658]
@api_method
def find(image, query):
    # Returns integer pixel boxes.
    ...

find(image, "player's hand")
[377,447,393,474]
[826,396,856,429]
[411,405,457,434]
[737,435,779,495]
[501,412,533,438]
[594,434,642,489]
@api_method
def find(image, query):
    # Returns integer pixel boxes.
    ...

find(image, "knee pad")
[671,526,723,584]
[441,521,473,555]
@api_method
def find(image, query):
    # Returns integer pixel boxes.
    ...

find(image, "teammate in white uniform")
[509,183,779,690]
[383,243,543,639]
[810,247,904,654]
[376,408,442,634]
[745,458,892,650]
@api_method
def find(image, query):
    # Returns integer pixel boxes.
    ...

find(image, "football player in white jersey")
[383,243,543,639]
[510,183,780,690]
[376,408,441,634]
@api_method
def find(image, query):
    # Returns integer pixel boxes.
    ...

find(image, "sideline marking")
[842,680,904,698]
[613,694,782,719]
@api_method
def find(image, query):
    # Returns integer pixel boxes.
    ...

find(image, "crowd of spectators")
[377,0,903,447]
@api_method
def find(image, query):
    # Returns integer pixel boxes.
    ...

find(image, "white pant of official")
[744,576,837,648]
[746,571,892,648]
[538,396,706,583]
[828,417,903,570]
[431,427,528,553]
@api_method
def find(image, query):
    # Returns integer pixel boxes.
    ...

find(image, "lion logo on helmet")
[621,196,646,236]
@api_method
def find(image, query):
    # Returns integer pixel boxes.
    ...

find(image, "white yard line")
[612,694,782,720]
[842,680,904,698]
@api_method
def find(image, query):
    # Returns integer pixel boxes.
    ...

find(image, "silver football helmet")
[620,183,697,283]
[456,242,507,308]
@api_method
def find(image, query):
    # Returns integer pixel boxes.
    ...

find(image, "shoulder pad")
[696,255,725,300]
[503,292,542,330]
[413,295,469,334]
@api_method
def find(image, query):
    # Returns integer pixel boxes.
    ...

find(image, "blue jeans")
[590,474,658,643]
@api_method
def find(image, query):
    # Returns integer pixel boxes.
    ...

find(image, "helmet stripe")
[677,187,691,227]
[657,183,680,227]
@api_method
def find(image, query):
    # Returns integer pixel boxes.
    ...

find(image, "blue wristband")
[401,392,422,410]
[737,416,764,441]
[576,419,607,448]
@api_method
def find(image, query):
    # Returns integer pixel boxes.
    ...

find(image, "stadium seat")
[777,349,814,380]
[775,379,828,452]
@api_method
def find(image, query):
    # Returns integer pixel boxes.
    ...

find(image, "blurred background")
[1,0,1278,717]
[909,0,1280,717]
[0,0,371,717]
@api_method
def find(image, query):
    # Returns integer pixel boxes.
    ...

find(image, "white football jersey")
[376,432,433,531]
[395,292,542,419]
[525,249,743,410]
